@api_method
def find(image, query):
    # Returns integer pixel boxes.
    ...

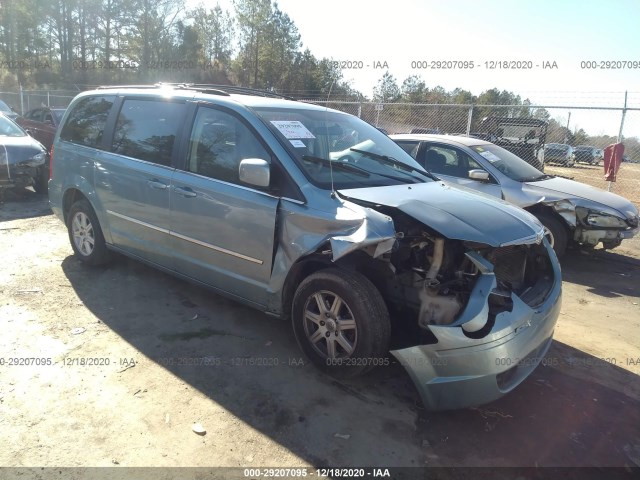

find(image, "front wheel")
[67,199,111,266]
[535,212,569,258]
[292,268,391,378]
[33,167,48,194]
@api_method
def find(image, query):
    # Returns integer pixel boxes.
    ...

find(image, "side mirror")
[239,158,270,188]
[468,169,490,181]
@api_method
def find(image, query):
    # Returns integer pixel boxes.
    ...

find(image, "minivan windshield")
[470,143,547,182]
[253,107,433,189]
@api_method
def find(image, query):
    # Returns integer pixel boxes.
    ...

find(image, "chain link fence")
[306,99,640,208]
[0,88,637,207]
[0,89,78,114]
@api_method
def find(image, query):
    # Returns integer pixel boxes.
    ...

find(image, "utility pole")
[564,112,571,143]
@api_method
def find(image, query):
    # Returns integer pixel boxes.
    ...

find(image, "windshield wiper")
[523,173,554,182]
[349,148,437,181]
[302,155,370,177]
[303,155,424,184]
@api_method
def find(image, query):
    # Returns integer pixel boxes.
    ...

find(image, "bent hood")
[338,182,544,247]
[524,177,637,218]
[0,136,46,165]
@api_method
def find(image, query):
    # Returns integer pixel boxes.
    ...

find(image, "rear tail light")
[49,145,54,180]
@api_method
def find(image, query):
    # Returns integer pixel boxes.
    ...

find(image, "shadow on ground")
[560,246,640,298]
[61,253,640,469]
[0,189,51,222]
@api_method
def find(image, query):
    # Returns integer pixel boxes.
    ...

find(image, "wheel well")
[281,249,390,321]
[281,255,332,321]
[62,189,87,223]
[525,204,570,228]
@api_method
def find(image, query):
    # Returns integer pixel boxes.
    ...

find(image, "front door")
[170,106,279,307]
[417,143,503,198]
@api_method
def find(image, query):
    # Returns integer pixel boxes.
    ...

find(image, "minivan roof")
[90,84,334,112]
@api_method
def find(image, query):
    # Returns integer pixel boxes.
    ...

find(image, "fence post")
[466,105,474,135]
[617,91,627,143]
[47,91,50,107]
[609,91,628,192]
[19,84,24,115]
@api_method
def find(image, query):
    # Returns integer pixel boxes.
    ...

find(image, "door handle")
[173,186,197,198]
[147,179,168,190]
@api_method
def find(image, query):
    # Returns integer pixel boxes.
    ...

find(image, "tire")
[292,268,391,378]
[33,167,49,194]
[535,212,569,258]
[67,199,111,266]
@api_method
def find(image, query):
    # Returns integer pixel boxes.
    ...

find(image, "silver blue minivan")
[49,85,562,410]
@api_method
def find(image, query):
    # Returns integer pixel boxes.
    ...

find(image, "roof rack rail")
[96,84,163,90]
[95,83,294,100]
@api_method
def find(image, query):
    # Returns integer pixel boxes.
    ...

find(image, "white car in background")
[392,134,639,257]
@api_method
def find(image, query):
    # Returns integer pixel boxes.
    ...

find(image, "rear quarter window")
[60,96,115,147]
[111,99,186,166]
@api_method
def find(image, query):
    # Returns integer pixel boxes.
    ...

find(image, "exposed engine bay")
[349,209,555,343]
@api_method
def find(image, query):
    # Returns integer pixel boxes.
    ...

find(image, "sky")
[189,0,640,137]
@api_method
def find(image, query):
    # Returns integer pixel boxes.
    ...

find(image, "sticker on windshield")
[289,139,306,148]
[478,151,501,162]
[270,120,316,139]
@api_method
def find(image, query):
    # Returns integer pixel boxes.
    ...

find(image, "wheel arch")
[280,247,389,321]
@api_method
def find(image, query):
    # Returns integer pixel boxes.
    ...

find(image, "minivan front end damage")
[389,236,561,410]
[273,182,562,410]
[331,183,562,410]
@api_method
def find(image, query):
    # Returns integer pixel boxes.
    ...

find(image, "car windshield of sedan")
[0,115,26,137]
[254,107,432,189]
[0,99,12,113]
[470,143,547,182]
[52,109,66,123]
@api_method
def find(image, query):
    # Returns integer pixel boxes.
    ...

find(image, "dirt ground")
[1,189,639,477]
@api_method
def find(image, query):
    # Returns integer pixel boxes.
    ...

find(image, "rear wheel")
[67,199,111,266]
[535,212,569,258]
[292,268,391,378]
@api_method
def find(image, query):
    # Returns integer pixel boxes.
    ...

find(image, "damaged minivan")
[49,85,562,410]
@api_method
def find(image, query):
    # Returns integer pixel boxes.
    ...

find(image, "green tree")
[190,3,234,67]
[233,0,270,87]
[373,71,400,102]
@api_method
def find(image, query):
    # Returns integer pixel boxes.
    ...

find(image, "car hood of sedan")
[338,182,544,247]
[523,177,636,218]
[0,135,46,164]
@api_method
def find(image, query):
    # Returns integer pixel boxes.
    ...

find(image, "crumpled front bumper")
[391,242,562,411]
[0,164,40,190]
[575,225,639,246]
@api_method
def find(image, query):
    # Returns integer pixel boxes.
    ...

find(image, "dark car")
[573,145,602,165]
[0,99,19,120]
[0,112,48,194]
[16,107,66,151]
[543,143,575,167]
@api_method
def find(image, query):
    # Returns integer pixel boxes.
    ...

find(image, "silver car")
[49,86,562,410]
[392,134,639,256]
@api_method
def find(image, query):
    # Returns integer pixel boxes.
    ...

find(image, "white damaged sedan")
[392,134,639,257]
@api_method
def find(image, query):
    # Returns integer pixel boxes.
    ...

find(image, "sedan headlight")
[22,152,46,167]
[586,213,627,228]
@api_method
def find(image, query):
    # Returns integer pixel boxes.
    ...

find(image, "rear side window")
[60,96,114,147]
[112,99,185,166]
